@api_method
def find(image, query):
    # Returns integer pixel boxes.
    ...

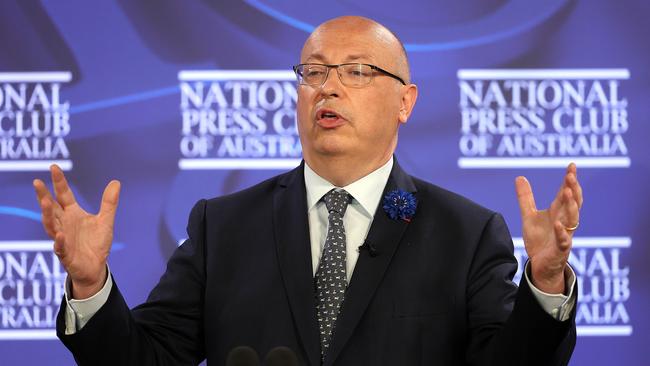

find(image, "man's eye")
[306,69,325,77]
[347,69,369,77]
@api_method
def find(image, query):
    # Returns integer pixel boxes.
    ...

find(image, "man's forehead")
[302,51,376,63]
[300,28,387,63]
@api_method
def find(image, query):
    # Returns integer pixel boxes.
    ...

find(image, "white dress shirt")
[64,157,576,334]
[304,157,394,282]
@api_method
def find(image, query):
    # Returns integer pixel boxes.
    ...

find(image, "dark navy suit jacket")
[57,160,576,365]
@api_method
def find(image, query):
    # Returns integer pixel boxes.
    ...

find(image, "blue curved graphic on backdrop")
[244,0,570,51]
[0,205,125,251]
[70,85,180,114]
[0,205,42,221]
[243,0,315,33]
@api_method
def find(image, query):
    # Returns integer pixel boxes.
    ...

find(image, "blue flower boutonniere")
[383,189,417,222]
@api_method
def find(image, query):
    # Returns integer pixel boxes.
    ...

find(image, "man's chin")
[312,140,353,158]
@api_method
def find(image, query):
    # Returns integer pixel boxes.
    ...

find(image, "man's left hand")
[515,163,583,294]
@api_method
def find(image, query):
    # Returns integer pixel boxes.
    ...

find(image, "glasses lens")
[339,64,373,87]
[294,64,376,87]
[298,64,327,85]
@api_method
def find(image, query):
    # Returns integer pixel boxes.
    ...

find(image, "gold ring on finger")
[564,222,579,232]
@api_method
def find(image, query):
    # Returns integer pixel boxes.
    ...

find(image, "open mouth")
[315,108,346,128]
[317,109,341,120]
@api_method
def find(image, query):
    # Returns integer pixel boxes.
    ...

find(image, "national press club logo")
[177,70,301,170]
[456,69,630,169]
[0,72,73,171]
[0,240,66,340]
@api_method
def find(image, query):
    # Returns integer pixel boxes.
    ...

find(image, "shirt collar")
[304,157,394,217]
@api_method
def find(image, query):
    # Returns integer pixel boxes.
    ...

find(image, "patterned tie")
[315,189,351,361]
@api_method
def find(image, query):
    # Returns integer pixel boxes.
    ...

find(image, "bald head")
[301,16,411,84]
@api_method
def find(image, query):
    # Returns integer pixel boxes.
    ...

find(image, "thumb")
[515,176,537,217]
[99,180,121,222]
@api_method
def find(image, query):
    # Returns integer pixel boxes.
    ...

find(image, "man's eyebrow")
[344,54,373,62]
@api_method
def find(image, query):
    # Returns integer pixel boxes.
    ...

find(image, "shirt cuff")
[64,266,113,335]
[525,261,577,321]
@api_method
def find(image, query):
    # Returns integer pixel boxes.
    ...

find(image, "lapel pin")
[382,189,417,223]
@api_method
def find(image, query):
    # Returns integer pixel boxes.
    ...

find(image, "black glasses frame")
[293,63,407,86]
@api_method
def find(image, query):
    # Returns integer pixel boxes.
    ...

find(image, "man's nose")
[319,67,342,97]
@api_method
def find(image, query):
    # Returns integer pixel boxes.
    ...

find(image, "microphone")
[358,239,378,257]
[226,346,260,366]
[264,346,299,366]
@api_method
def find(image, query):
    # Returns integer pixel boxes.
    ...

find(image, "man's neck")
[305,154,393,187]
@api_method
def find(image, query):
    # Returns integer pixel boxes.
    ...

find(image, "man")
[33,16,581,365]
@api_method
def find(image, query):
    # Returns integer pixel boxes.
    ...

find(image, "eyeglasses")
[293,63,406,88]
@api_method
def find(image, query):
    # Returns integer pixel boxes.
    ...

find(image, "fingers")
[550,186,580,236]
[99,180,121,222]
[561,163,582,209]
[554,221,573,251]
[565,163,583,209]
[515,176,537,217]
[550,163,583,217]
[33,179,61,238]
[51,164,77,208]
[40,196,57,238]
[562,186,580,227]
[33,178,52,204]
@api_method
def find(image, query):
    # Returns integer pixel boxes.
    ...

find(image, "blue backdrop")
[0,0,648,364]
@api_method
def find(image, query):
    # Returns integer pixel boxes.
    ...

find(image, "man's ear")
[398,84,418,124]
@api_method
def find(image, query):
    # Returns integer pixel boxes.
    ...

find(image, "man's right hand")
[33,165,121,299]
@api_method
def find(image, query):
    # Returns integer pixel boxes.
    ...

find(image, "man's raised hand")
[515,163,583,294]
[33,165,121,299]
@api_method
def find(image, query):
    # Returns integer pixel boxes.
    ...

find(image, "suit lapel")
[272,162,321,366]
[325,161,417,366]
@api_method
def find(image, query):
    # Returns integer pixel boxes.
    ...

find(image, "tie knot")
[323,189,351,215]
